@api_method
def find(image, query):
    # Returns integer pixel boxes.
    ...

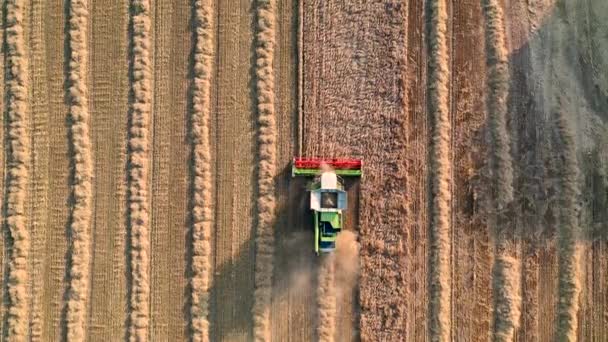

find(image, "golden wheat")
[64,0,94,340]
[252,0,278,340]
[426,0,452,340]
[189,0,215,341]
[3,0,30,339]
[555,101,582,342]
[127,0,153,340]
[481,1,521,340]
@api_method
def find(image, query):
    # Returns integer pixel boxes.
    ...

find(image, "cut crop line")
[554,100,582,342]
[251,0,278,340]
[2,0,31,339]
[317,256,336,342]
[189,0,214,341]
[64,0,94,340]
[127,0,152,340]
[481,1,521,341]
[426,0,452,340]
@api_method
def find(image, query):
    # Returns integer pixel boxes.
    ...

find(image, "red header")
[294,157,362,170]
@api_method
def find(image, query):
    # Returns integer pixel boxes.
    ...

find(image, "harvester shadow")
[498,2,608,244]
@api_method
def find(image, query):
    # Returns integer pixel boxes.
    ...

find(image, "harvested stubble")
[127,0,153,340]
[64,0,94,340]
[481,0,521,340]
[3,0,31,339]
[426,0,452,340]
[189,0,215,341]
[252,0,278,340]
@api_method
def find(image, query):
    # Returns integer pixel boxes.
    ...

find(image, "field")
[0,0,607,341]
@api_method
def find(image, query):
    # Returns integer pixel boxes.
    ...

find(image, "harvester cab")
[292,157,362,254]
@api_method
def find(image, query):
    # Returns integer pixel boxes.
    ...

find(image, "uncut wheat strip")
[554,101,582,342]
[252,0,278,341]
[64,0,94,340]
[3,0,31,339]
[189,0,214,341]
[426,0,452,340]
[481,1,521,341]
[127,0,152,340]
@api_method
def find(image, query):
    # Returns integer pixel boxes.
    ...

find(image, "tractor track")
[27,0,50,338]
[86,0,130,339]
[404,0,430,339]
[451,0,492,340]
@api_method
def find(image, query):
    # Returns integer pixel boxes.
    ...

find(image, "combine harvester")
[292,157,362,254]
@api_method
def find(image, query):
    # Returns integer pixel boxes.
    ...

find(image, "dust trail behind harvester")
[316,231,360,342]
[317,255,336,342]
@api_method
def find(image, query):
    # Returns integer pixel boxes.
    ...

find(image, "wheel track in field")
[481,0,521,341]
[127,0,153,340]
[64,0,94,340]
[252,0,278,340]
[426,0,452,340]
[188,0,214,341]
[2,0,31,339]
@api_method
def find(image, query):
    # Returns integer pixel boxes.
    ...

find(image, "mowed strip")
[252,0,278,340]
[189,0,215,341]
[3,0,31,339]
[64,0,94,340]
[127,0,153,339]
[426,0,452,340]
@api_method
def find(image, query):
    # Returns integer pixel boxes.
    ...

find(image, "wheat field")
[0,0,606,341]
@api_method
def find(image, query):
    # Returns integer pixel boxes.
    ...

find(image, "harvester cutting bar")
[294,158,362,169]
[292,157,363,177]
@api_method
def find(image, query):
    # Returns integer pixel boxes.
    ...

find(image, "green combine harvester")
[292,157,362,254]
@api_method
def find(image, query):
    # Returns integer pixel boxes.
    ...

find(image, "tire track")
[189,0,214,341]
[86,0,130,338]
[28,0,50,338]
[2,0,31,339]
[127,0,152,340]
[426,0,452,340]
[64,0,94,340]
[481,1,521,341]
[554,98,582,342]
[252,0,277,340]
